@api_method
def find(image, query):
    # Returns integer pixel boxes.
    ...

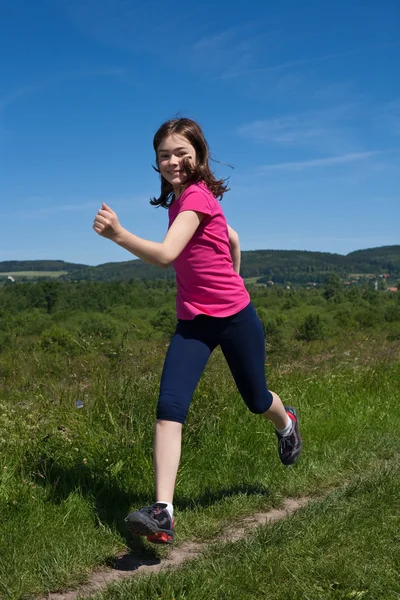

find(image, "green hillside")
[0,260,86,274]
[1,246,399,283]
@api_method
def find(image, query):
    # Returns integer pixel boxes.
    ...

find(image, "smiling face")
[157,133,197,195]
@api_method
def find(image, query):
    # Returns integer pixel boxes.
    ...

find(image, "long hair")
[150,118,229,208]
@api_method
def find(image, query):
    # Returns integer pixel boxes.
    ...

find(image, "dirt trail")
[43,496,311,600]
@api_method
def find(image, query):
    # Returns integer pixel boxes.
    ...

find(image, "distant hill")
[1,246,399,284]
[0,260,87,274]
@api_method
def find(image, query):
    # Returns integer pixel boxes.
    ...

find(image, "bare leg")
[153,419,182,504]
[262,391,290,430]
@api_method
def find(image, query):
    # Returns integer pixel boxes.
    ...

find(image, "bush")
[296,313,325,342]
[354,308,380,329]
[258,314,285,353]
[282,293,300,310]
[384,304,400,323]
[79,313,119,339]
[334,308,357,329]
[40,326,78,354]
[387,326,400,341]
[323,273,343,301]
[151,306,177,338]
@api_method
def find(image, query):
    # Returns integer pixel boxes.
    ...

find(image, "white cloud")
[239,104,355,141]
[191,25,270,77]
[238,104,362,156]
[259,151,381,172]
[0,68,130,121]
[216,40,400,81]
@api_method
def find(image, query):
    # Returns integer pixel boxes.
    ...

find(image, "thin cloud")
[260,151,381,172]
[237,104,360,155]
[216,40,400,81]
[194,29,238,51]
[0,86,37,112]
[10,202,99,220]
[382,99,400,136]
[63,0,202,55]
[0,68,128,113]
[192,25,268,77]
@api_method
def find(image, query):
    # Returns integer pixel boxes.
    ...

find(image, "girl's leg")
[219,303,287,423]
[154,318,216,503]
[125,320,216,542]
[153,419,182,504]
[262,391,291,430]
[220,303,301,463]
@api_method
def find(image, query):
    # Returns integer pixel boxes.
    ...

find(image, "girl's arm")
[227,225,241,274]
[93,203,203,268]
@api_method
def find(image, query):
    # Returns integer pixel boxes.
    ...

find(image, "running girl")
[93,117,302,545]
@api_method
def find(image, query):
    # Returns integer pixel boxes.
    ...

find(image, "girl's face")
[157,134,197,193]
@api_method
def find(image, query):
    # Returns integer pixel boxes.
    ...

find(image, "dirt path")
[43,496,311,600]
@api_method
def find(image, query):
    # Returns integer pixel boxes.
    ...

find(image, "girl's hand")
[93,203,124,241]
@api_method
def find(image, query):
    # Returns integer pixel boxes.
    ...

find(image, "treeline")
[0,278,399,356]
[1,245,399,283]
[0,279,177,314]
[240,246,400,281]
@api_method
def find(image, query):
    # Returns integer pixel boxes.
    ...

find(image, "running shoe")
[124,502,175,545]
[276,406,302,465]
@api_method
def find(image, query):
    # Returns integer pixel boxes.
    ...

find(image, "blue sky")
[1,0,399,266]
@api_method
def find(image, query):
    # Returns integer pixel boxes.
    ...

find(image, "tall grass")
[1,331,400,598]
[93,462,400,600]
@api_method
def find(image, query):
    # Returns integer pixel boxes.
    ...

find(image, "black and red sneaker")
[276,406,302,466]
[124,503,175,545]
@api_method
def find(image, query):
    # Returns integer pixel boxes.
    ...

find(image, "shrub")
[354,308,380,329]
[151,306,177,338]
[323,273,343,301]
[40,326,78,354]
[296,313,325,342]
[79,314,119,339]
[257,313,285,353]
[384,304,400,323]
[334,308,357,329]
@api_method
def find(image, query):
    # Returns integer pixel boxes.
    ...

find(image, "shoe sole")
[147,530,174,544]
[125,513,175,545]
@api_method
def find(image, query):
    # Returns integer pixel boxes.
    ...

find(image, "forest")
[1,245,399,284]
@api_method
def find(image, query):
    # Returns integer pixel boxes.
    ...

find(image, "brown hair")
[150,118,229,208]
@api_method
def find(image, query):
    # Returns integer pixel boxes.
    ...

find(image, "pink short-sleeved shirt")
[168,182,250,320]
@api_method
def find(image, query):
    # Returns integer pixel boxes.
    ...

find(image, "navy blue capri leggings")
[157,302,274,424]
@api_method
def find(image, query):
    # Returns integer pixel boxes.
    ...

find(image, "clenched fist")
[93,203,124,241]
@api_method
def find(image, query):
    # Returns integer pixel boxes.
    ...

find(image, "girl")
[93,117,302,545]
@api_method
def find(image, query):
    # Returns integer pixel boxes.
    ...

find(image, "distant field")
[244,276,265,285]
[348,273,375,278]
[0,271,68,278]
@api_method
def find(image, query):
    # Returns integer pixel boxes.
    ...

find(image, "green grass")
[0,270,68,278]
[91,462,400,600]
[1,336,400,598]
[348,273,375,278]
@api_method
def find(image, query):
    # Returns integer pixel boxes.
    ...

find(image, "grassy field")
[244,276,265,285]
[91,462,400,600]
[1,327,399,599]
[347,273,375,278]
[0,271,68,279]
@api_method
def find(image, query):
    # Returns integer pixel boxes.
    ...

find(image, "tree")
[296,314,324,342]
[323,273,343,301]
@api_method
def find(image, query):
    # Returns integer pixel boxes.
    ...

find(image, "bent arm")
[114,210,204,268]
[227,225,241,274]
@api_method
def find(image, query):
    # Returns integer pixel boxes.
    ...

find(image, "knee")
[157,393,189,425]
[244,390,273,415]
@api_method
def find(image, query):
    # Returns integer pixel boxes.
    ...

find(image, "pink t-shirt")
[168,182,250,320]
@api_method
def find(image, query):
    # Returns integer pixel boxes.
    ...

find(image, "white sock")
[276,415,293,437]
[156,501,173,519]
